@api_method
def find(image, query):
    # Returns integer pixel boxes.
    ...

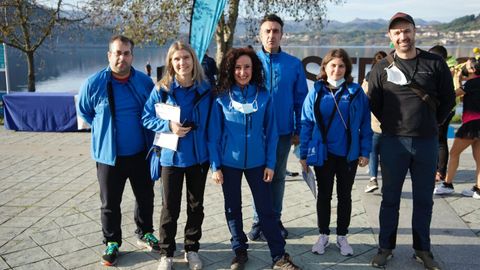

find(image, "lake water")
[1,45,476,93]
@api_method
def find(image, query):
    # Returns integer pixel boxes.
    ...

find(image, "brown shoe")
[371,248,393,268]
[230,249,248,270]
[272,253,301,270]
[413,250,441,270]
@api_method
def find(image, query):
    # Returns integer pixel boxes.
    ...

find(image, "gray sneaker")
[413,250,440,270]
[365,178,379,193]
[371,248,393,268]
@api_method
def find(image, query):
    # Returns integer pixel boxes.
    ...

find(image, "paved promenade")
[0,128,479,270]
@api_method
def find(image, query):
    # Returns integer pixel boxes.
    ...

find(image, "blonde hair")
[157,41,205,90]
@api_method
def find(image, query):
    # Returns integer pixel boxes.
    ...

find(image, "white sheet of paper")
[153,132,178,151]
[155,103,180,122]
[153,103,180,151]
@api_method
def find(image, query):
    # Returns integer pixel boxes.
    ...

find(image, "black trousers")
[314,153,358,236]
[437,112,454,177]
[96,151,154,246]
[159,162,209,256]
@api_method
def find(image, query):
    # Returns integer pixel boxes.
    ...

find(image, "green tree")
[84,0,343,66]
[0,0,85,91]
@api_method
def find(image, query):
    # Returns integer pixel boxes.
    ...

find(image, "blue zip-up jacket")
[300,81,372,166]
[142,79,212,167]
[208,84,278,171]
[257,47,308,136]
[77,67,155,166]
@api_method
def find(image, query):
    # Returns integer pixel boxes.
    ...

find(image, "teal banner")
[189,0,227,62]
[0,44,5,71]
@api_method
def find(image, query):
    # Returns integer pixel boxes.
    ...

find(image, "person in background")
[142,41,212,270]
[362,50,387,193]
[249,13,309,241]
[201,50,218,87]
[77,35,159,266]
[209,47,301,270]
[300,48,372,257]
[368,13,455,269]
[434,58,480,198]
[428,45,456,185]
[146,61,152,77]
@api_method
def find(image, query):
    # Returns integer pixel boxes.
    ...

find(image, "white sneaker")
[433,182,454,195]
[184,251,202,270]
[336,235,353,256]
[158,256,174,270]
[312,234,329,254]
[462,185,480,199]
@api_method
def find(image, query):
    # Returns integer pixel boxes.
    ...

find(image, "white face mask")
[385,64,409,85]
[229,91,258,114]
[327,77,345,88]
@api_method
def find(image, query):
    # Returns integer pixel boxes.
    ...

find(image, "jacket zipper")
[244,113,249,169]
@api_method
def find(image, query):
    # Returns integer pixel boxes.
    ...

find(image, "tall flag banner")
[189,0,227,62]
[0,44,5,71]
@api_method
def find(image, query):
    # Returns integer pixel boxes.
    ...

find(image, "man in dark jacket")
[368,13,455,270]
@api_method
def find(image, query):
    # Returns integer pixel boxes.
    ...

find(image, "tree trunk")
[26,51,36,92]
[214,0,239,67]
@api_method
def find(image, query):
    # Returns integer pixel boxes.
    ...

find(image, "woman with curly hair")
[208,47,301,270]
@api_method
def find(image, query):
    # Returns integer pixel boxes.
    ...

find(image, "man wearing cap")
[367,12,455,270]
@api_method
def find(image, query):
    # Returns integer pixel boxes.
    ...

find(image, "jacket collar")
[314,80,360,96]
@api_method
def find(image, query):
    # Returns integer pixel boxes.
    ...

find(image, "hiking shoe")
[370,248,393,268]
[137,232,160,252]
[230,249,248,270]
[433,182,454,195]
[311,234,329,254]
[462,185,480,198]
[413,250,440,270]
[365,178,379,193]
[272,253,301,269]
[102,242,119,266]
[336,235,353,256]
[185,251,202,270]
[279,221,289,239]
[247,224,263,241]
[158,256,174,270]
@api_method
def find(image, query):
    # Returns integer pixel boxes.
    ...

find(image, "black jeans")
[314,153,358,236]
[159,162,209,256]
[437,112,454,177]
[96,151,154,246]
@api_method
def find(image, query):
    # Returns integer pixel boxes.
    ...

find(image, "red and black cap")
[388,12,415,29]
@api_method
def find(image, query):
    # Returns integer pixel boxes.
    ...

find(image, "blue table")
[3,92,79,132]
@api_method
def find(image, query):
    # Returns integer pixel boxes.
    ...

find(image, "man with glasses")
[77,35,159,266]
[368,13,455,270]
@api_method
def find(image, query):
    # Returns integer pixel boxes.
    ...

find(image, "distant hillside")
[435,14,480,31]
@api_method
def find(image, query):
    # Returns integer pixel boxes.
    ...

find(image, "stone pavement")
[0,128,479,270]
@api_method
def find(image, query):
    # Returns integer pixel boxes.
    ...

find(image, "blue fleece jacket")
[208,84,278,171]
[142,79,212,167]
[257,47,308,136]
[300,81,372,167]
[77,67,154,166]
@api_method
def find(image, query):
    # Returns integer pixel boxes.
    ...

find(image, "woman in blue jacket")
[208,47,300,270]
[299,48,372,257]
[142,41,211,270]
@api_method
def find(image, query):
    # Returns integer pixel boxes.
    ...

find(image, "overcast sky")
[324,0,479,22]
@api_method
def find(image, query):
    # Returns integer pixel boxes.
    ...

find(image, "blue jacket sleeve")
[77,80,94,125]
[299,90,316,159]
[264,96,278,170]
[358,90,373,158]
[141,88,171,133]
[293,61,309,135]
[207,99,223,171]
